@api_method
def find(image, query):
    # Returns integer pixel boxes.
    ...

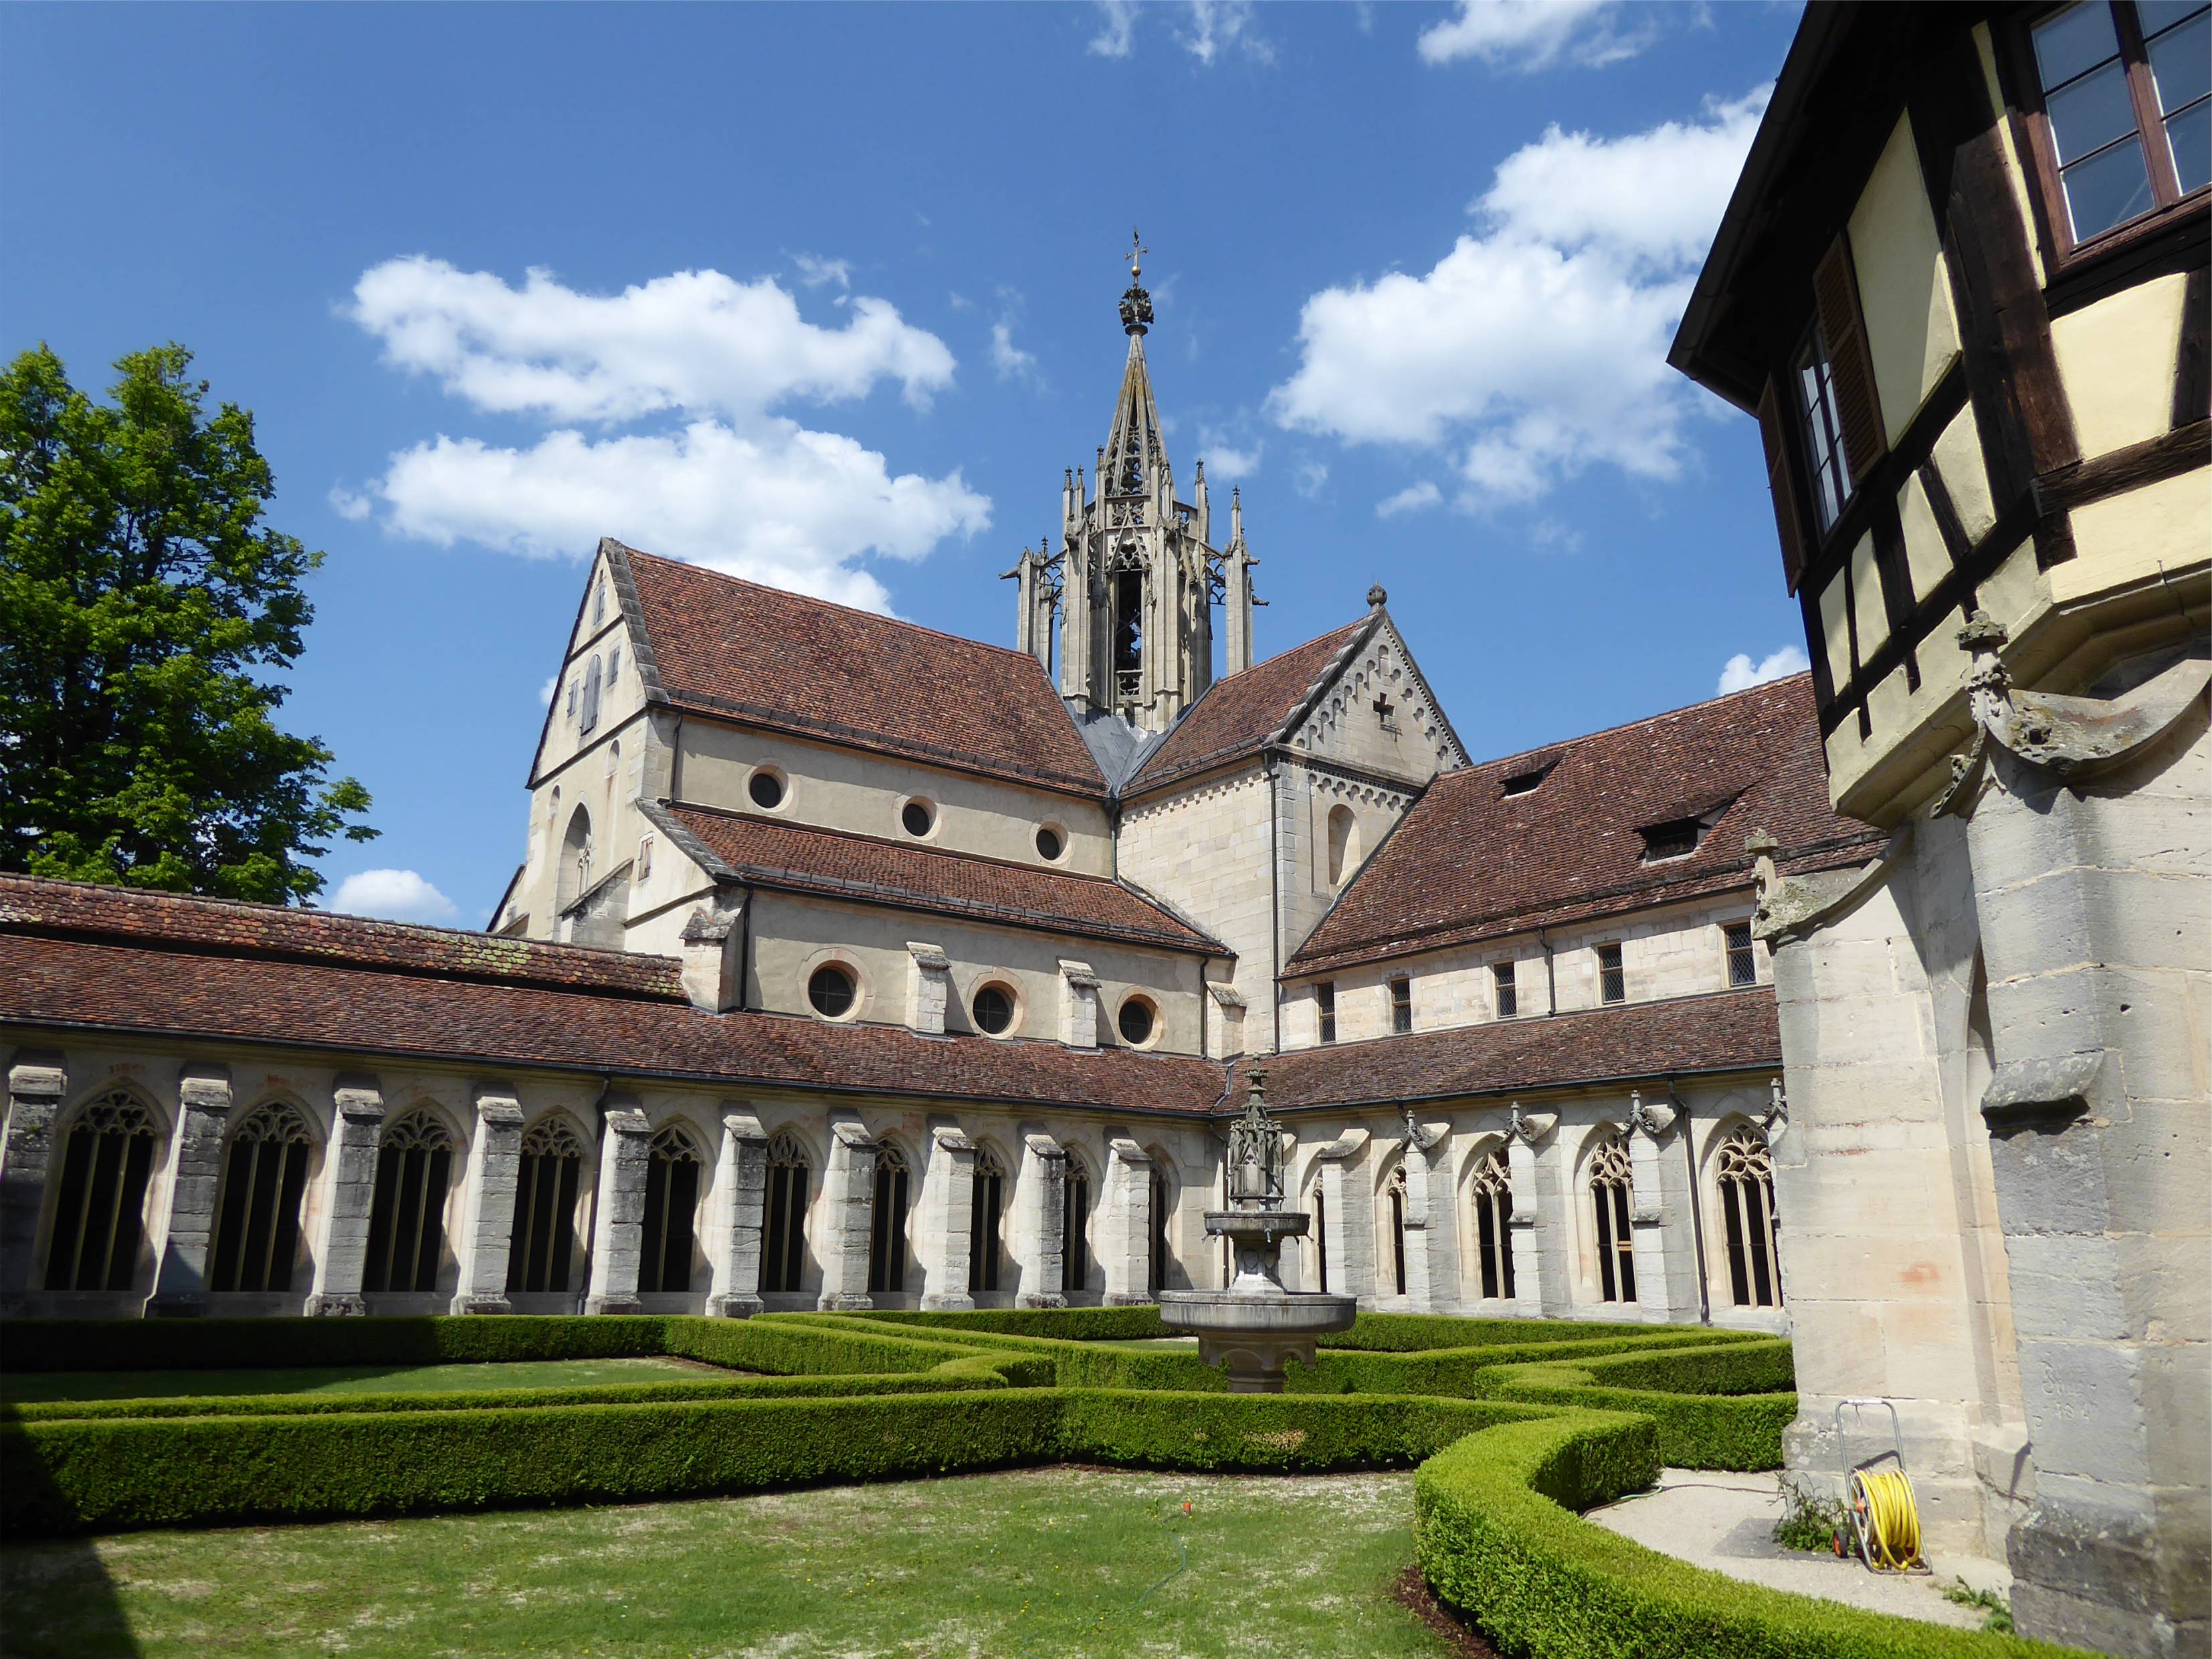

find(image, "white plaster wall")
[1119,768,1279,1050]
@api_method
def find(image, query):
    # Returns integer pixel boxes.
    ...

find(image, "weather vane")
[1126,227,1146,281]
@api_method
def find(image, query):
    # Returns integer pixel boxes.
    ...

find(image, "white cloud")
[328,485,373,522]
[1088,0,1271,64]
[539,674,558,706]
[1269,89,1767,506]
[991,320,1039,383]
[328,868,459,925]
[791,252,852,290]
[1088,0,1138,57]
[1376,481,1443,518]
[1293,460,1330,499]
[1717,645,1811,694]
[1198,427,1262,480]
[349,256,955,423]
[1417,0,1657,71]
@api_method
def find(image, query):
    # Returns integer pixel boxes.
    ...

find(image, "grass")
[0,1466,1458,1659]
[1944,1577,2015,1635]
[0,1358,719,1404]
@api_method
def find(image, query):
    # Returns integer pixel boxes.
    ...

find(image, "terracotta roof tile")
[1286,674,1884,976]
[1238,988,1781,1111]
[0,875,684,1001]
[1125,619,1372,795]
[619,545,1106,796]
[656,804,1225,955]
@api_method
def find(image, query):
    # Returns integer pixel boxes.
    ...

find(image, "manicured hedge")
[1415,1411,2092,1658]
[854,1306,1169,1341]
[1580,1337,1795,1397]
[1291,1327,1763,1399]
[0,1316,671,1373]
[1479,1355,1795,1471]
[1319,1312,1730,1353]
[676,1316,1035,1381]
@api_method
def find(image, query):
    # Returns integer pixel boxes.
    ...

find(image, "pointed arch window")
[1061,1159,1091,1298]
[869,1144,910,1295]
[763,1133,811,1295]
[1310,1179,1330,1294]
[1385,1165,1409,1298]
[969,1149,1006,1295]
[1718,1126,1782,1309]
[43,1092,159,1292]
[211,1102,313,1294]
[639,1125,702,1294]
[508,1117,584,1295]
[1470,1151,1516,1302]
[365,1111,454,1294]
[1148,1169,1173,1294]
[1589,1135,1637,1304]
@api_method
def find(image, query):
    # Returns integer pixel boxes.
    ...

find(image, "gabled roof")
[1124,616,1375,796]
[647,803,1227,956]
[609,541,1109,798]
[1284,674,1885,977]
[1234,987,1781,1112]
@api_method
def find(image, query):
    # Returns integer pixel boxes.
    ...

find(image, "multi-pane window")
[1597,943,1626,1005]
[762,1133,811,1294]
[1062,1161,1092,1298]
[868,1144,910,1295]
[1469,1151,1516,1302]
[639,1125,702,1294]
[1316,981,1337,1044]
[364,1110,454,1295]
[507,1117,583,1296]
[1389,976,1413,1034]
[1717,1126,1783,1309]
[2027,1,2209,251]
[43,1092,159,1293]
[1589,1135,1638,1304]
[969,1149,1005,1295]
[211,1102,313,1295]
[1726,921,1758,988]
[1384,1165,1409,1298]
[1493,961,1518,1018]
[1795,327,1853,532]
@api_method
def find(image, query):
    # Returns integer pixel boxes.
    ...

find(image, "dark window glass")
[748,769,785,809]
[1598,943,1626,1005]
[1062,1167,1091,1297]
[1390,977,1413,1034]
[639,1127,701,1295]
[1639,817,1702,861]
[1493,962,1518,1018]
[1718,1127,1783,1309]
[1500,765,1550,796]
[1795,329,1852,531]
[763,1135,811,1294]
[808,965,856,1018]
[973,984,1015,1036]
[1035,825,1064,861]
[508,1118,583,1296]
[1316,981,1336,1044]
[211,1104,314,1295]
[1312,1185,1329,1292]
[1726,922,1758,988]
[43,1093,159,1292]
[2028,2,2209,248]
[969,1157,1005,1294]
[1472,1154,1516,1302]
[1591,1138,1637,1304]
[901,799,934,837]
[1147,1170,1172,1294]
[363,1112,453,1295]
[869,1150,910,1294]
[1118,997,1155,1046]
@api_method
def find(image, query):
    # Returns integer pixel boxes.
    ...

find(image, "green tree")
[0,343,375,902]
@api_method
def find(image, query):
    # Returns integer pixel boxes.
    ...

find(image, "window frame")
[1793,323,1855,535]
[1492,961,1518,1019]
[1316,980,1337,1044]
[2008,1,2211,272]
[1597,942,1627,1006]
[1389,975,1413,1034]
[1725,920,1758,988]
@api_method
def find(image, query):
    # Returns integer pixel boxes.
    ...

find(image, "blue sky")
[3,0,1811,926]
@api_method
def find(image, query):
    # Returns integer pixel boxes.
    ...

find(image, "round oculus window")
[901,799,935,838]
[972,983,1016,1036]
[749,769,786,809]
[1117,997,1156,1046]
[807,963,857,1019]
[1035,825,1064,862]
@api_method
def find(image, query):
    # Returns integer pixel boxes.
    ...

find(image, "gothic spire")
[1104,231,1169,504]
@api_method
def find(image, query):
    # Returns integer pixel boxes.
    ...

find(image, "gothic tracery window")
[763,1132,810,1294]
[969,1149,1005,1295]
[1589,1135,1637,1304]
[1718,1125,1783,1309]
[507,1116,584,1295]
[639,1124,702,1294]
[43,1091,159,1292]
[869,1143,910,1295]
[1385,1165,1409,1298]
[210,1101,314,1294]
[365,1110,455,1294]
[1470,1151,1516,1302]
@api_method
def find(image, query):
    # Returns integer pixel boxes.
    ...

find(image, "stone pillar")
[583,1104,651,1315]
[451,1086,524,1315]
[1504,1106,1558,1319]
[0,1052,67,1310]
[906,943,951,1035]
[1015,1133,1068,1308]
[1400,1118,1458,1313]
[706,1107,768,1317]
[1101,1137,1153,1304]
[148,1064,234,1316]
[1205,982,1247,1060]
[1312,1131,1375,1302]
[1059,959,1100,1048]
[306,1076,384,1316]
[918,1125,977,1311]
[1626,1094,1698,1324]
[815,1118,877,1311]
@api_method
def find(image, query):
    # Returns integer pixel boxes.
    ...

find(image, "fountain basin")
[1157,1288,1356,1392]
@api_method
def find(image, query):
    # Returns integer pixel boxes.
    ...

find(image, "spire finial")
[1118,231,1154,336]
[1367,583,1387,609]
[1126,226,1146,281]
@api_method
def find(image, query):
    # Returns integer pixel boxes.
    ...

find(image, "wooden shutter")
[1756,377,1811,593]
[1812,235,1888,482]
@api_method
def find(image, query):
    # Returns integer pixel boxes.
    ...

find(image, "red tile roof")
[653,804,1225,955]
[614,543,1106,797]
[1125,619,1373,795]
[0,875,685,1001]
[0,881,1229,1116]
[1285,674,1884,977]
[1237,988,1782,1112]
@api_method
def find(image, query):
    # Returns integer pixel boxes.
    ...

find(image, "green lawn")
[1084,1335,1202,1351]
[0,1357,718,1404]
[0,1468,1455,1659]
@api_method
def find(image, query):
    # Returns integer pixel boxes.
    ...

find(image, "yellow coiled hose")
[1849,1465,1923,1571]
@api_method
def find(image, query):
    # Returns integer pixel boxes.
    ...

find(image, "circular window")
[972,983,1017,1036]
[901,798,936,838]
[1117,995,1157,1048]
[748,768,787,810]
[807,963,857,1019]
[1035,825,1065,862]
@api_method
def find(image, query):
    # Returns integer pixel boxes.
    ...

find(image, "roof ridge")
[1456,672,1815,777]
[666,799,1150,888]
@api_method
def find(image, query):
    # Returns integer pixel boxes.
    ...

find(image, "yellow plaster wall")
[1930,406,1999,542]
[1899,472,1956,603]
[1850,532,1890,658]
[2056,466,2212,605]
[1818,568,1854,690]
[2049,274,2189,461]
[1847,115,1964,447]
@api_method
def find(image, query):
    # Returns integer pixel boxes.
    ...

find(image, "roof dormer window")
[1638,816,1705,862]
[1501,761,1555,797]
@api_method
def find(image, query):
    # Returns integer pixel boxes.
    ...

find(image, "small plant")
[1943,1576,2013,1634]
[1771,1486,1850,1552]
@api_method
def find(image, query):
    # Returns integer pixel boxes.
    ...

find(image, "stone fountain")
[1159,1068,1356,1393]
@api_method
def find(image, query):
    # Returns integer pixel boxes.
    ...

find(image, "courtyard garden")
[0,1309,2096,1658]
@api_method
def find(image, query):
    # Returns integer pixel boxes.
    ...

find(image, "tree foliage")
[0,343,374,902]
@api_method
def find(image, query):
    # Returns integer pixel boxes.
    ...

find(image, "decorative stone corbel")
[1747,825,1912,946]
[1058,959,1101,1049]
[1956,612,2212,781]
[1506,1102,1558,1146]
[905,942,951,1036]
[1401,1106,1447,1155]
[679,898,745,1013]
[1758,1076,1791,1149]
[1625,1088,1677,1140]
